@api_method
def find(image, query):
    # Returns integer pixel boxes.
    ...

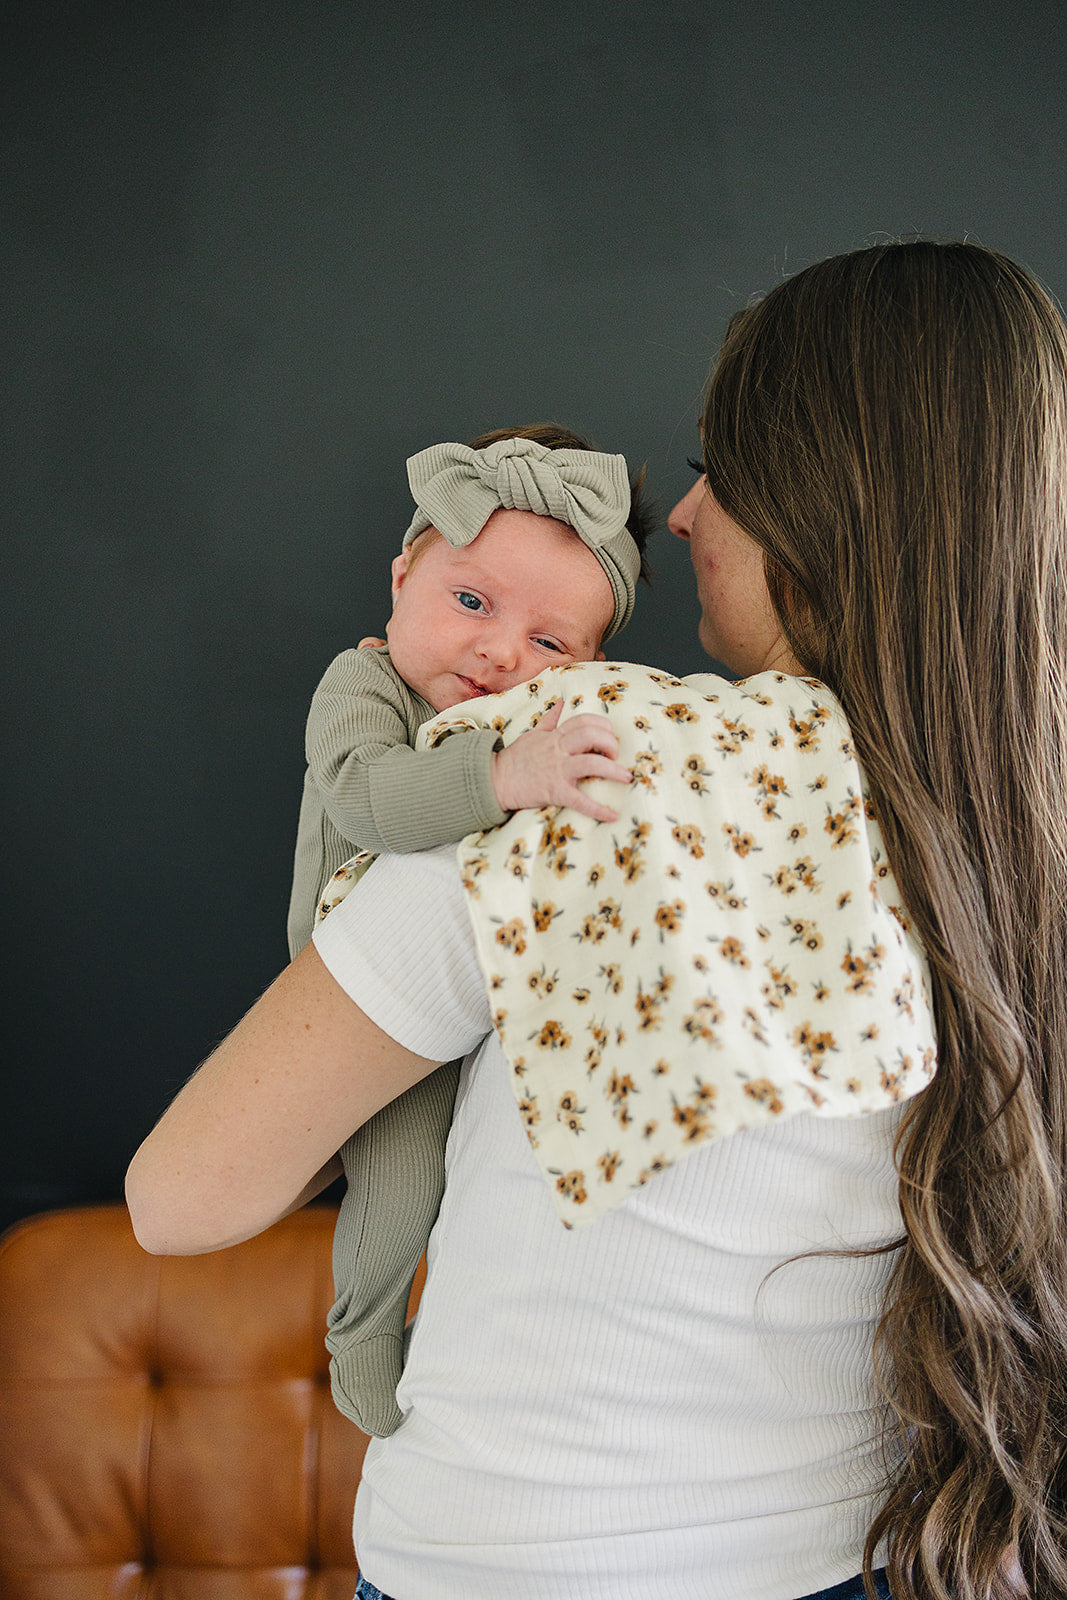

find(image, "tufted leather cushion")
[0,1204,378,1600]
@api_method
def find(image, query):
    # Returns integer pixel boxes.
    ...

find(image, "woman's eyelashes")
[687,455,706,475]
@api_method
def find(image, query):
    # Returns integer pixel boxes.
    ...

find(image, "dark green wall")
[5,0,1066,1228]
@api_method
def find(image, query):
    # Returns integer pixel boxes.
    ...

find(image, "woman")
[127,241,1067,1600]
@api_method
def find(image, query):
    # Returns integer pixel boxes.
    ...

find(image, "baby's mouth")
[456,675,490,697]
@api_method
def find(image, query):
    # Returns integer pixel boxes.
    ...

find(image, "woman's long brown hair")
[701,242,1067,1599]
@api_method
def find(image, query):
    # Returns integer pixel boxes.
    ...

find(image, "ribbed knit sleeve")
[306,648,508,855]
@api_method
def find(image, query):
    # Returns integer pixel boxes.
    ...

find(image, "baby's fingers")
[559,713,619,758]
[563,755,634,823]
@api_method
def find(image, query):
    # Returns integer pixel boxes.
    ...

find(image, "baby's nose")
[478,628,522,672]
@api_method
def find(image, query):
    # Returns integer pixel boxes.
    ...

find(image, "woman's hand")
[490,699,632,822]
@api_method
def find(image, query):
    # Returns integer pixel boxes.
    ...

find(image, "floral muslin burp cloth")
[318,661,937,1227]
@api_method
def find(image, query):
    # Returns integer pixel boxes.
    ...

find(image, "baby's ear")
[390,550,411,601]
[595,648,606,661]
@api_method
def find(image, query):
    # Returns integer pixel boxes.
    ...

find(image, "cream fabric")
[321,662,938,1228]
[403,437,640,636]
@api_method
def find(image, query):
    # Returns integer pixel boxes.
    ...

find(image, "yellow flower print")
[532,898,561,933]
[785,821,808,844]
[599,961,624,994]
[705,879,746,910]
[652,1059,670,1075]
[492,1008,507,1032]
[812,981,830,1003]
[512,1055,527,1078]
[654,898,686,938]
[808,774,828,793]
[557,1091,586,1132]
[893,972,916,1020]
[682,995,723,1042]
[663,701,698,723]
[824,791,862,848]
[637,1155,669,1185]
[532,1019,571,1049]
[607,1069,639,1124]
[860,1023,880,1042]
[573,987,590,1004]
[722,822,759,857]
[793,1023,838,1076]
[840,938,886,995]
[742,1008,769,1045]
[632,748,663,788]
[494,917,528,954]
[716,935,750,967]
[671,1099,712,1143]
[786,916,823,951]
[682,754,712,796]
[526,964,559,997]
[789,704,829,751]
[761,964,797,1010]
[632,715,651,731]
[648,671,685,688]
[642,1119,659,1138]
[613,820,650,882]
[541,820,577,877]
[749,763,790,817]
[632,991,660,1031]
[712,715,754,755]
[506,838,531,878]
[669,821,705,858]
[554,1169,588,1205]
[743,1077,784,1115]
[587,862,605,885]
[526,679,546,698]
[598,680,628,703]
[597,1150,622,1183]
[518,1094,540,1130]
[768,856,821,896]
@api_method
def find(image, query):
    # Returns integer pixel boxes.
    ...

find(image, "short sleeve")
[312,844,493,1061]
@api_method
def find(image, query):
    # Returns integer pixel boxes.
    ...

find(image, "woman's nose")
[668,479,703,540]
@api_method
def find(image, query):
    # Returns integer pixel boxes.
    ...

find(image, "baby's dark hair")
[466,422,655,586]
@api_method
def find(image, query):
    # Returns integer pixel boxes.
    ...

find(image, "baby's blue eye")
[455,591,484,611]
[534,637,564,653]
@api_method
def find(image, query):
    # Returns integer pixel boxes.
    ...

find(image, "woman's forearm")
[125,941,437,1255]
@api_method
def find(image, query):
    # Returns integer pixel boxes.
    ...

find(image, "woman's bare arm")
[125,940,437,1255]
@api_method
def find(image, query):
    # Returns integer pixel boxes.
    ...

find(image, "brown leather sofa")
[0,1203,408,1600]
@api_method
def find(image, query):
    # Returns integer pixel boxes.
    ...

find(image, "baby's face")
[386,509,615,712]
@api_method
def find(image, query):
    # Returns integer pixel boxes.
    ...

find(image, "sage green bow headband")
[403,437,641,638]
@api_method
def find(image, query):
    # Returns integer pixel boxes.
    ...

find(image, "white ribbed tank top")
[315,846,902,1600]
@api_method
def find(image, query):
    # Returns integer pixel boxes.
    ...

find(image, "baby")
[288,424,652,1435]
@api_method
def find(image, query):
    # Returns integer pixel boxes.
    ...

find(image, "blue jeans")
[353,1579,393,1600]
[353,1571,892,1600]
[798,1573,892,1600]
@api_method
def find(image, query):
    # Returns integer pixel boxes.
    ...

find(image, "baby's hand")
[357,636,387,649]
[491,700,632,823]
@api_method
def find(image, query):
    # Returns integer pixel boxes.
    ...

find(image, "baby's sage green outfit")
[288,645,507,1435]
